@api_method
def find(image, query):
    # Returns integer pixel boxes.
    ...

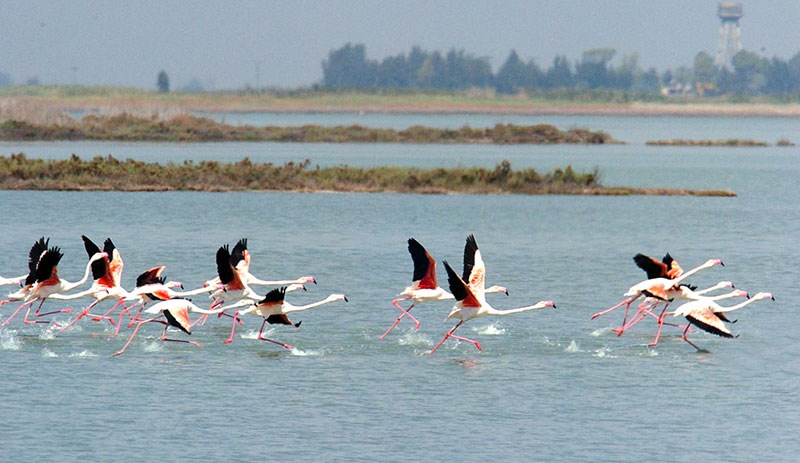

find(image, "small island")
[646,139,770,147]
[0,114,617,144]
[0,154,735,196]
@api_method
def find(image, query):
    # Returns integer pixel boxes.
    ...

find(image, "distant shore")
[3,88,800,120]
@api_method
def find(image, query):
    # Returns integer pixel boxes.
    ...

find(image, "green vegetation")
[0,114,616,144]
[645,139,770,147]
[321,43,800,100]
[0,154,735,196]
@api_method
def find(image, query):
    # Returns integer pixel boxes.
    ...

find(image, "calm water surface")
[0,115,798,462]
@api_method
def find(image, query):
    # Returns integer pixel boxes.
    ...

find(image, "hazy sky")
[3,1,799,90]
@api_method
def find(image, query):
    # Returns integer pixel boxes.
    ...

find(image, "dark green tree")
[575,48,615,89]
[542,55,573,88]
[157,70,170,93]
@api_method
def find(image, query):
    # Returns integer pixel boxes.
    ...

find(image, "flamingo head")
[166,280,184,289]
[486,285,509,296]
[286,283,306,293]
[299,276,316,285]
[329,293,348,303]
[752,292,775,301]
[540,300,556,309]
[732,290,749,299]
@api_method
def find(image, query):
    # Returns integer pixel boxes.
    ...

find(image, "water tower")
[715,2,743,67]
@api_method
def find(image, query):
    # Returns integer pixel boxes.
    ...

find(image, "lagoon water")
[0,114,798,462]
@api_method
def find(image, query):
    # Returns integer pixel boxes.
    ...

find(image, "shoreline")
[4,92,800,119]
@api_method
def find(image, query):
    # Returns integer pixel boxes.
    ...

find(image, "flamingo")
[644,288,749,346]
[1,240,107,326]
[0,236,49,310]
[0,274,26,287]
[613,280,737,335]
[117,266,210,329]
[381,236,508,339]
[428,259,555,355]
[203,238,315,289]
[221,286,347,348]
[669,292,775,351]
[591,257,724,329]
[112,299,224,356]
[56,236,129,332]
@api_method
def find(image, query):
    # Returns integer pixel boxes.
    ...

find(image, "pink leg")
[24,306,53,325]
[34,298,73,317]
[116,301,142,334]
[591,295,639,320]
[59,299,111,332]
[379,299,418,339]
[429,321,465,355]
[113,316,160,356]
[222,311,241,344]
[648,306,671,347]
[1,300,34,326]
[160,324,201,348]
[256,318,294,349]
[91,299,126,326]
[680,322,703,351]
[614,300,659,335]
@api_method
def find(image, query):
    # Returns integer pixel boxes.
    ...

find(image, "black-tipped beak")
[504,290,509,296]
[344,296,349,302]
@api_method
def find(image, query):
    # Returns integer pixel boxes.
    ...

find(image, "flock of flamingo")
[0,234,774,356]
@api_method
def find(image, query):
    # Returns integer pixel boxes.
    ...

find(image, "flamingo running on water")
[669,292,775,351]
[644,288,749,347]
[0,237,50,311]
[112,299,225,356]
[203,238,316,289]
[381,236,508,339]
[591,257,725,329]
[56,236,130,332]
[429,254,555,355]
[1,239,107,326]
[220,286,347,349]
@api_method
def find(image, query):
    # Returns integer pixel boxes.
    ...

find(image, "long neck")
[694,281,732,296]
[246,275,303,286]
[60,259,97,292]
[673,261,716,286]
[47,286,99,300]
[488,301,552,316]
[714,296,765,313]
[708,290,744,302]
[284,296,341,314]
[169,285,214,297]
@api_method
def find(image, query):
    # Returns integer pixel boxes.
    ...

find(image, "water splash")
[591,327,613,337]
[69,350,99,358]
[289,347,322,356]
[475,324,505,335]
[41,346,58,358]
[565,340,581,353]
[398,330,432,347]
[0,329,22,350]
[143,340,165,353]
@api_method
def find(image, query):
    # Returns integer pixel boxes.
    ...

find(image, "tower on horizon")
[715,2,743,67]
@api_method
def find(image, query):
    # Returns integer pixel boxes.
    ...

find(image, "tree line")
[321,43,800,98]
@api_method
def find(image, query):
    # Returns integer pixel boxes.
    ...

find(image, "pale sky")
[2,1,798,90]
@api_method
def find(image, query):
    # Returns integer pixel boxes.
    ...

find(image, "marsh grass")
[645,139,770,147]
[0,154,735,196]
[0,112,617,144]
